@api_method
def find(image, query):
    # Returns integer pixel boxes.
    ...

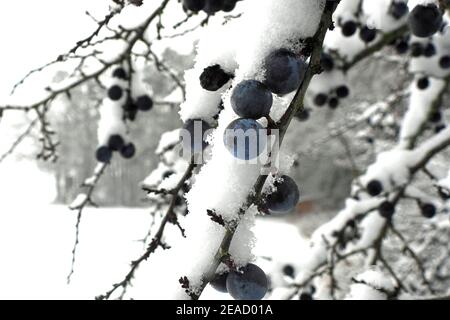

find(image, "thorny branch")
[389,224,435,293]
[0,0,173,160]
[0,118,38,163]
[67,162,109,283]
[96,157,197,300]
[185,0,341,300]
[286,76,450,299]
[273,8,450,299]
[341,24,409,72]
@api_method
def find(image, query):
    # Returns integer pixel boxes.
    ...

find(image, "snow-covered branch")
[67,162,109,283]
[0,0,172,161]
[97,156,197,300]
[155,0,340,300]
[287,70,450,299]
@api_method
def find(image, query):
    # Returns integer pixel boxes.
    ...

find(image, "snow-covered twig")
[0,118,38,163]
[287,72,450,298]
[183,0,340,300]
[67,162,109,283]
[389,224,435,293]
[97,157,197,300]
[341,24,409,71]
[0,0,172,161]
[297,89,409,158]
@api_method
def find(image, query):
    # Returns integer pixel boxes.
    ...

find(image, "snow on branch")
[285,69,450,299]
[67,162,108,283]
[133,0,341,300]
[0,0,173,161]
[96,159,196,300]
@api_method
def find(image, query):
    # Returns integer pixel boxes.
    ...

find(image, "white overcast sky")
[0,1,200,102]
[0,1,109,99]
